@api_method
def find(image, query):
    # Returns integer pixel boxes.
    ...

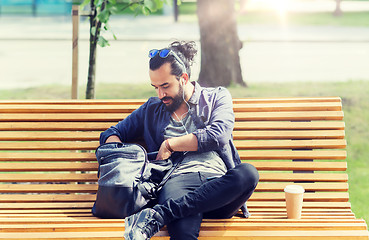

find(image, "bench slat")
[246,215,356,220]
[0,132,99,141]
[0,212,356,219]
[0,140,347,151]
[0,208,354,215]
[0,122,114,131]
[234,121,345,130]
[247,202,352,209]
[255,182,348,192]
[233,130,345,139]
[232,97,342,103]
[0,111,344,122]
[0,230,368,239]
[236,139,347,149]
[249,192,349,202]
[0,141,98,150]
[0,102,342,113]
[0,105,139,113]
[0,221,363,230]
[0,192,350,203]
[0,121,345,131]
[0,152,95,161]
[259,173,348,182]
[0,172,348,183]
[0,130,345,141]
[0,182,349,194]
[0,184,98,193]
[0,201,352,210]
[0,161,347,172]
[0,202,95,210]
[0,209,93,214]
[0,97,341,105]
[246,161,347,171]
[234,102,342,112]
[236,111,344,121]
[1,222,366,232]
[0,150,347,161]
[0,173,98,182]
[239,150,347,160]
[0,113,127,122]
[2,216,363,224]
[246,208,353,213]
[0,162,98,172]
[0,99,147,105]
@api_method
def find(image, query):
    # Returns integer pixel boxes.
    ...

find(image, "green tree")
[81,0,171,99]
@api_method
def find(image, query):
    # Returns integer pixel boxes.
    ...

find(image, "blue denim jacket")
[100,82,241,170]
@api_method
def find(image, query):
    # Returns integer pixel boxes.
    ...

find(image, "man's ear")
[181,73,189,85]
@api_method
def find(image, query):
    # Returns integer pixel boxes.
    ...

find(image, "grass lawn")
[237,11,369,27]
[1,80,368,223]
[178,2,369,27]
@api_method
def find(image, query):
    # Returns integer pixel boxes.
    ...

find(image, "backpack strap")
[156,152,186,191]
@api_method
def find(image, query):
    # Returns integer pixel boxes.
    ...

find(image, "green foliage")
[80,0,172,47]
[97,36,110,47]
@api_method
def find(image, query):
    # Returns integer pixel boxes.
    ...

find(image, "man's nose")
[158,88,166,99]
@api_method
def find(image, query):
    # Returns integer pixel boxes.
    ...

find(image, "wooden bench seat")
[0,97,368,239]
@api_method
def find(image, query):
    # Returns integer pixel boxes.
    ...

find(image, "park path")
[1,3,369,89]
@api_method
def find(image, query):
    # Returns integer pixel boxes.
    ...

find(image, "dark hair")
[149,40,197,79]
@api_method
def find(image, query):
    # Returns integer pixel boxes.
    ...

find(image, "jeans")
[154,163,259,240]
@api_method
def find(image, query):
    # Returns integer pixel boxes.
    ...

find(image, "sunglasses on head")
[149,48,187,73]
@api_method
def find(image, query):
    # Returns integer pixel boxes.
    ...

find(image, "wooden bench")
[0,97,368,239]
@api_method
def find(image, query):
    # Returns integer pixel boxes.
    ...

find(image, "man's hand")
[105,135,122,143]
[155,134,198,160]
[156,139,173,160]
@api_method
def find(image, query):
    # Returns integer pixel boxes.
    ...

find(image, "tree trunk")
[86,1,105,99]
[86,1,98,99]
[197,0,246,87]
[333,0,342,17]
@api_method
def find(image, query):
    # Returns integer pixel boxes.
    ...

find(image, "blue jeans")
[155,163,259,240]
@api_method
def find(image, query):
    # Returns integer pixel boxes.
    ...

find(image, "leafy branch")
[82,0,173,47]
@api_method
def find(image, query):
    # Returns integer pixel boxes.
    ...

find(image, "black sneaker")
[124,208,164,240]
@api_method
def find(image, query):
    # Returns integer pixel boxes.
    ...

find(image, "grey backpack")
[92,142,178,219]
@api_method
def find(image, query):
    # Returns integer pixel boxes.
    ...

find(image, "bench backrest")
[0,97,349,210]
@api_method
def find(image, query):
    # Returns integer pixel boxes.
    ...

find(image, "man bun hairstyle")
[149,40,198,79]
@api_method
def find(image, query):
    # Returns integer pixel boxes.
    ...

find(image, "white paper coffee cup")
[284,185,305,219]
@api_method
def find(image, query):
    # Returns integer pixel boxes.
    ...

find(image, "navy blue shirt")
[99,82,241,169]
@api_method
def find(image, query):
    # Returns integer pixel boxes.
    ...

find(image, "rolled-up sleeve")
[192,88,235,153]
[99,101,147,144]
[99,126,122,145]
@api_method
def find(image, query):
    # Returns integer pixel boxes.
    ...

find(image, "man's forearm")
[156,133,198,160]
[167,133,198,152]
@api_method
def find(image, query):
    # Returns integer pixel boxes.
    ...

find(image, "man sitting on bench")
[99,40,259,240]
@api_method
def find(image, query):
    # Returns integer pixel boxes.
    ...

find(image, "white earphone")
[172,76,190,135]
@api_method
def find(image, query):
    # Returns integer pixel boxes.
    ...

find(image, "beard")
[161,84,184,112]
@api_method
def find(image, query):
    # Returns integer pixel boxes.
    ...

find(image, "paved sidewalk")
[0,1,369,90]
[242,0,369,12]
[2,13,369,42]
